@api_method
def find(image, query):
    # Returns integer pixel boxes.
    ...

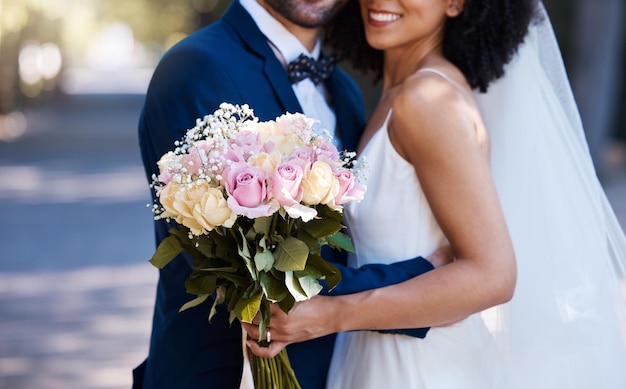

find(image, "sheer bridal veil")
[474,3,626,387]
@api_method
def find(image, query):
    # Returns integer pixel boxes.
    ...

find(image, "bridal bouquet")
[148,103,365,388]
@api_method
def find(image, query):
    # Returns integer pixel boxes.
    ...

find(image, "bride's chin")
[364,34,387,51]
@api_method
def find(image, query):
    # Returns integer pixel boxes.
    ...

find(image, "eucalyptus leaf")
[274,237,309,272]
[149,235,183,269]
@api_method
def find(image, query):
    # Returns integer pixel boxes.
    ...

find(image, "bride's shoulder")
[393,68,470,128]
[390,67,484,155]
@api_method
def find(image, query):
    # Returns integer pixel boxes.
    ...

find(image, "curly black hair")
[324,0,540,92]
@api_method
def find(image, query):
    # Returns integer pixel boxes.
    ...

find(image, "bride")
[245,0,626,387]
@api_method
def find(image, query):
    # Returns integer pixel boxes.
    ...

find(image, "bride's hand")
[242,296,333,358]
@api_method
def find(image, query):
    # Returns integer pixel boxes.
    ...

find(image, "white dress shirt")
[239,0,338,145]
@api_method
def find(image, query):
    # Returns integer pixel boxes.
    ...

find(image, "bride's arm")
[245,75,516,357]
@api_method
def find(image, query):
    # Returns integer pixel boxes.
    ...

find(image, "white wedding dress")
[326,114,505,389]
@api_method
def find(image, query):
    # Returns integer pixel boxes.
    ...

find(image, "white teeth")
[369,11,400,22]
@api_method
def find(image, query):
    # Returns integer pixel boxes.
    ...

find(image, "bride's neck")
[382,41,443,91]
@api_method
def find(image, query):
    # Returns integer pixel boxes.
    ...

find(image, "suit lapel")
[222,2,302,116]
[327,70,365,152]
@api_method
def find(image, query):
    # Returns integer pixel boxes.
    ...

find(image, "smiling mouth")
[369,11,401,23]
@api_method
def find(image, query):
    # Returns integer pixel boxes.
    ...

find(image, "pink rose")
[193,139,216,156]
[288,146,316,164]
[271,160,317,221]
[315,142,340,166]
[225,162,278,218]
[276,112,316,141]
[230,131,263,161]
[180,148,205,176]
[156,151,179,184]
[334,169,366,205]
[271,160,305,206]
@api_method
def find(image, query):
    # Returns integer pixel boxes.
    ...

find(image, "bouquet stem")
[250,350,302,389]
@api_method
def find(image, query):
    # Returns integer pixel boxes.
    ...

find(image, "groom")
[135,0,436,388]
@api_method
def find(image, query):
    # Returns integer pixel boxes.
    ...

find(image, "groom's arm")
[319,249,437,338]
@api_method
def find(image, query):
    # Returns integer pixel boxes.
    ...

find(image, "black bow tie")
[287,53,338,85]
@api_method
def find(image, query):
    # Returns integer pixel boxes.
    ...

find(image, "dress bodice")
[344,112,447,267]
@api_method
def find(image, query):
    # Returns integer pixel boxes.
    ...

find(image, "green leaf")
[236,228,258,281]
[194,237,216,258]
[179,294,209,312]
[301,217,343,239]
[316,204,343,221]
[234,291,263,323]
[296,229,321,254]
[209,286,226,322]
[254,250,274,272]
[297,274,323,299]
[307,254,342,290]
[295,266,322,280]
[185,275,217,295]
[274,237,309,272]
[259,272,288,302]
[278,294,295,313]
[215,272,252,288]
[253,216,272,235]
[149,235,183,269]
[195,266,238,273]
[284,271,309,302]
[243,282,261,299]
[326,231,355,253]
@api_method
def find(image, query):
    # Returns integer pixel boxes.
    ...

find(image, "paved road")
[0,94,157,389]
[0,94,625,389]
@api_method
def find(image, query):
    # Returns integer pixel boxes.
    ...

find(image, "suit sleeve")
[319,250,434,338]
[140,45,245,268]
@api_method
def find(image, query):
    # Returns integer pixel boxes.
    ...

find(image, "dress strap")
[416,67,455,83]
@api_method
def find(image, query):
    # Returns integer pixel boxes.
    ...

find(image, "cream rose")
[172,182,212,234]
[247,150,282,176]
[301,161,339,205]
[156,181,181,220]
[193,187,237,231]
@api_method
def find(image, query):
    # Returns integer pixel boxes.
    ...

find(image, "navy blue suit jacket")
[135,2,433,388]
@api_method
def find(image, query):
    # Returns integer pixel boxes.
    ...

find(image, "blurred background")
[0,0,624,388]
